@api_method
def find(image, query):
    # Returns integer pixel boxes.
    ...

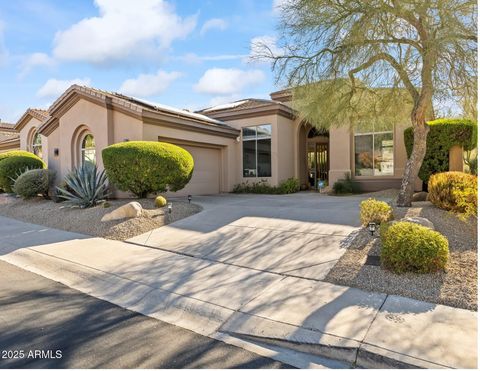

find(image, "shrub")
[102,141,194,198]
[332,173,360,194]
[359,198,394,226]
[277,178,301,194]
[0,150,40,163]
[232,178,300,194]
[380,221,449,273]
[428,171,478,217]
[404,118,477,183]
[0,154,45,193]
[56,163,109,208]
[13,169,56,199]
[155,195,167,207]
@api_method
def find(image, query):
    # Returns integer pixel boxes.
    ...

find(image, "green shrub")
[0,150,40,163]
[404,118,477,183]
[428,171,477,217]
[56,163,109,208]
[155,195,167,207]
[359,198,393,226]
[332,173,360,194]
[102,141,194,198]
[0,154,45,193]
[232,178,300,194]
[13,169,56,199]
[380,221,449,273]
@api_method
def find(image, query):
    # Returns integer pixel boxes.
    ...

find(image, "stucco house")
[0,121,20,152]
[1,84,463,196]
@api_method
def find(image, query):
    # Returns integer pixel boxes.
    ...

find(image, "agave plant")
[56,163,109,208]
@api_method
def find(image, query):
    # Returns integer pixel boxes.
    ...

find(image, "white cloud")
[177,52,247,64]
[37,78,91,98]
[194,68,265,95]
[208,94,243,107]
[19,52,56,78]
[249,35,283,63]
[200,18,227,35]
[272,0,292,14]
[119,70,181,97]
[53,0,196,64]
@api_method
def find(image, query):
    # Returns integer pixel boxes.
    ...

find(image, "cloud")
[249,35,283,63]
[194,68,265,95]
[119,70,181,97]
[272,0,292,14]
[53,0,196,64]
[177,52,247,64]
[37,78,91,98]
[200,18,227,35]
[19,52,56,78]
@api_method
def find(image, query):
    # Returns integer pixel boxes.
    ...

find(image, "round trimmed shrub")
[428,171,477,216]
[0,154,45,193]
[0,150,40,163]
[13,169,56,199]
[380,221,449,273]
[359,198,393,226]
[155,195,167,208]
[102,141,194,198]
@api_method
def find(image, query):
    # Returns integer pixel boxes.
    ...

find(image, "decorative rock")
[101,201,143,222]
[400,216,435,230]
[412,191,428,202]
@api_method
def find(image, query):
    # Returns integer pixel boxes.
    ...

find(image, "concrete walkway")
[0,210,477,369]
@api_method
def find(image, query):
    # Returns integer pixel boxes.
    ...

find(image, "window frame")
[80,133,96,166]
[31,131,42,158]
[242,124,272,178]
[354,130,394,177]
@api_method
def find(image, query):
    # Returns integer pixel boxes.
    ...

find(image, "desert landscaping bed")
[0,195,202,241]
[325,200,477,311]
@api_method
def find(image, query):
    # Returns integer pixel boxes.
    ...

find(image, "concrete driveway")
[128,193,365,280]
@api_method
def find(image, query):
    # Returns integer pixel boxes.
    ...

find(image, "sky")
[0,0,285,124]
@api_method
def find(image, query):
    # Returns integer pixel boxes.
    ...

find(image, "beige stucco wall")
[18,116,48,165]
[449,145,464,172]
[328,126,352,185]
[46,98,143,182]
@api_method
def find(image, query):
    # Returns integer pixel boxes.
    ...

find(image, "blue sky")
[0,0,284,123]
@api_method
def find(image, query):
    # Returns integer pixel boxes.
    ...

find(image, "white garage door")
[171,145,221,196]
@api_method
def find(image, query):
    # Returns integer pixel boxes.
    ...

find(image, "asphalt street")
[0,260,291,368]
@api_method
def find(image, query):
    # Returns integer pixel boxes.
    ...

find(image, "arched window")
[80,134,96,165]
[32,132,42,158]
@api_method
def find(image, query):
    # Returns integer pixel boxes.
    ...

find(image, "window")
[80,134,96,165]
[354,128,394,176]
[32,132,42,158]
[242,124,272,177]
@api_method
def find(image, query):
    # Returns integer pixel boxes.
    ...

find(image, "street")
[0,260,291,368]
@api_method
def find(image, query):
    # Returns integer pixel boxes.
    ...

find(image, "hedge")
[381,221,449,273]
[13,169,55,199]
[102,141,194,198]
[404,118,477,183]
[0,153,46,193]
[0,150,40,163]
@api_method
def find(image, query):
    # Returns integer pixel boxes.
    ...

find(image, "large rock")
[412,191,428,202]
[400,216,435,230]
[101,201,143,222]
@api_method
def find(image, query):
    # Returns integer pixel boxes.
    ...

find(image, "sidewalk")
[0,216,477,369]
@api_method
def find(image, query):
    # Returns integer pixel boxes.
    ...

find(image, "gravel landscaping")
[0,195,202,240]
[325,200,478,311]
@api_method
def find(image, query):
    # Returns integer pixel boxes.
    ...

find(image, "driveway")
[128,193,365,280]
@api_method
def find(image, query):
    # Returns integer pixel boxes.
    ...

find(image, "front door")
[307,142,329,189]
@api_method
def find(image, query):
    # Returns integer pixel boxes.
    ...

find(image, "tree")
[259,0,477,206]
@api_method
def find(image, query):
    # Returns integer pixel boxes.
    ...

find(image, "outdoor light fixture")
[167,202,172,214]
[368,222,377,236]
[188,195,192,203]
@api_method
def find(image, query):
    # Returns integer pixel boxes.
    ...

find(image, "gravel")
[325,201,478,311]
[0,195,202,241]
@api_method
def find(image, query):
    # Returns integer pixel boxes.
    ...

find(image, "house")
[1,83,452,196]
[0,121,20,153]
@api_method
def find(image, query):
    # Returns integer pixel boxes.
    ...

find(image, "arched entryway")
[306,127,329,189]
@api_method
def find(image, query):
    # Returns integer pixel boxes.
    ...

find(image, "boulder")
[101,201,143,222]
[412,191,428,202]
[400,216,435,230]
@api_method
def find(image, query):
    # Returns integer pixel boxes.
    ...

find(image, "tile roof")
[197,98,294,115]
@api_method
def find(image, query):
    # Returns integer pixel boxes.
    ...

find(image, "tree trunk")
[397,117,430,207]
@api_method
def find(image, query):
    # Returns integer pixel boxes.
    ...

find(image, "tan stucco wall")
[328,126,352,185]
[18,116,48,165]
[449,145,464,172]
[46,98,143,182]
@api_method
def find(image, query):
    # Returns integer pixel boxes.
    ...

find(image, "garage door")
[169,145,221,196]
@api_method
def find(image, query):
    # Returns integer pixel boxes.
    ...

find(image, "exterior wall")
[329,126,352,185]
[142,122,237,193]
[18,116,48,165]
[449,145,464,172]
[46,98,143,183]
[221,113,295,187]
